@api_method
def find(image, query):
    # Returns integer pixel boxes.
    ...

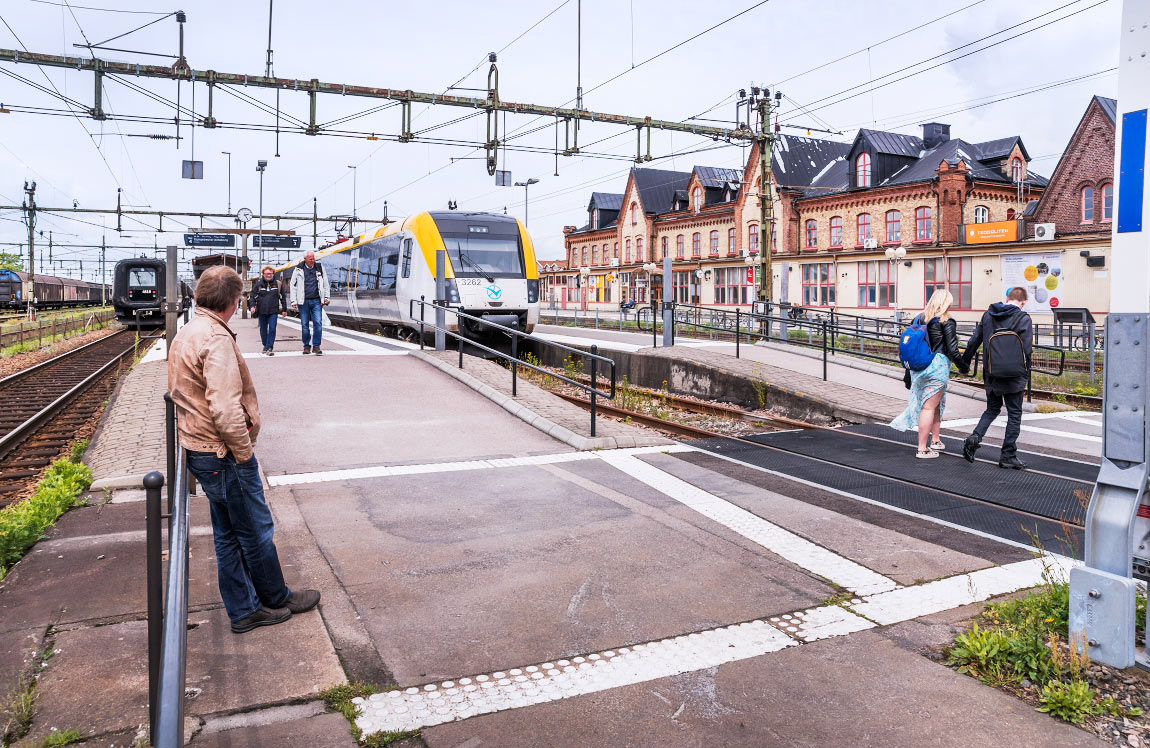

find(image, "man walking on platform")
[249,265,287,355]
[169,266,320,633]
[289,250,330,355]
[960,287,1033,470]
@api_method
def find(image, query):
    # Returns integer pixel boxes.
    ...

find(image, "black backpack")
[985,317,1027,379]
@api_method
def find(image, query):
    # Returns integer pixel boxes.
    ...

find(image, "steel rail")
[0,327,134,389]
[0,338,137,461]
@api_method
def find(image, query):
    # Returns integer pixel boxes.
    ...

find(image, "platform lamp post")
[256,159,267,271]
[221,151,231,213]
[884,245,906,324]
[514,178,539,227]
[347,165,357,235]
[579,265,590,312]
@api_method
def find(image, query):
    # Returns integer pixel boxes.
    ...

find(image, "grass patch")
[1,675,36,745]
[946,568,1146,726]
[0,456,92,580]
[320,682,417,746]
[37,727,85,747]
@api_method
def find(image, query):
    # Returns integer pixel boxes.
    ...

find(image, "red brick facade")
[1030,97,1116,237]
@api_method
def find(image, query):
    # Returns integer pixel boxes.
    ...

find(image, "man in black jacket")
[960,287,1033,469]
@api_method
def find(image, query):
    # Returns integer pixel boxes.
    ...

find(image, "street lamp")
[579,265,590,311]
[347,165,357,231]
[256,159,268,270]
[884,246,906,320]
[514,178,539,227]
[221,151,232,212]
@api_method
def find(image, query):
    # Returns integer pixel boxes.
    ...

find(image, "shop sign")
[965,221,1019,244]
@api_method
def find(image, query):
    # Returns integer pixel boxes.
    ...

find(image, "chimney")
[922,122,951,150]
[936,160,969,244]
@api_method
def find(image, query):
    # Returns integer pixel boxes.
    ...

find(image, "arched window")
[581,246,588,266]
[1082,186,1094,222]
[857,213,871,244]
[973,205,989,224]
[1103,183,1114,221]
[630,203,638,225]
[748,225,759,254]
[709,230,719,256]
[613,242,619,258]
[591,207,599,229]
[676,234,684,259]
[885,210,901,243]
[636,236,644,260]
[1011,157,1023,182]
[829,216,843,247]
[916,207,932,240]
[692,186,702,214]
[856,153,871,187]
[805,219,818,248]
[691,232,701,258]
[625,238,632,263]
[1006,208,1016,220]
[592,246,599,265]
[728,227,737,254]
[661,236,669,258]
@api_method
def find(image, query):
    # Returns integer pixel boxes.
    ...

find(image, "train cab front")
[113,259,165,325]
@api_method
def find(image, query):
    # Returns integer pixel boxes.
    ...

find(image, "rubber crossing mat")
[844,423,1100,483]
[688,436,1083,559]
[744,428,1087,526]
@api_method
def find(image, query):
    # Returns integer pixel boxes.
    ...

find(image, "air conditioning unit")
[609,258,619,267]
[1034,223,1056,241]
[740,249,749,258]
[864,238,878,250]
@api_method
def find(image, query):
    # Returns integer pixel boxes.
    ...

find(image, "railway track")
[0,329,149,505]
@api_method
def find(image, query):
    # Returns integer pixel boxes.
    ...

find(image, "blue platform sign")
[1117,109,1146,234]
[184,233,236,247]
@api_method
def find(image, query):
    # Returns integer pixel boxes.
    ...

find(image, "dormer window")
[692,186,702,214]
[856,153,871,188]
[591,207,599,230]
[1011,157,1023,183]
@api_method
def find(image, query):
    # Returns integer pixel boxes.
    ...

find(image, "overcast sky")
[0,0,1121,278]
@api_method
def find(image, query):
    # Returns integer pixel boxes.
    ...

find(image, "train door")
[347,246,362,320]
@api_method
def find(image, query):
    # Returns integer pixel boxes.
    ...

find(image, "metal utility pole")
[221,151,232,212]
[347,164,357,232]
[256,159,267,270]
[751,89,778,308]
[1069,0,1150,671]
[514,178,539,227]
[100,235,106,305]
[22,181,35,319]
[265,0,280,157]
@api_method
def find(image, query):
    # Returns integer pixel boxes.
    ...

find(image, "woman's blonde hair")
[921,288,953,323]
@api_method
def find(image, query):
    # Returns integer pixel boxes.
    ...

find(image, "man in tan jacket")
[168,266,319,633]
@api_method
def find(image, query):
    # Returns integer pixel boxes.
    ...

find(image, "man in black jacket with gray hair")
[960,287,1033,470]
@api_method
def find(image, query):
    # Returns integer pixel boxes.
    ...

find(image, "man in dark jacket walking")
[249,265,287,355]
[960,287,1033,469]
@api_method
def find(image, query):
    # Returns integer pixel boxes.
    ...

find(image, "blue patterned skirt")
[890,352,950,432]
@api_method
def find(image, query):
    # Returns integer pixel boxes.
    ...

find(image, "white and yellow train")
[275,211,540,339]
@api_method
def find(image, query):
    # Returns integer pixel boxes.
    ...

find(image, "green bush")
[0,458,92,578]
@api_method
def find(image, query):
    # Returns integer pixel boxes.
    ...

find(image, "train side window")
[381,252,399,294]
[401,238,413,278]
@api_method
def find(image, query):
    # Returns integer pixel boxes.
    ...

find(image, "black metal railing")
[411,298,617,436]
[147,395,191,748]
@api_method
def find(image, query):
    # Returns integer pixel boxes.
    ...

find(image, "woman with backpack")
[890,289,969,458]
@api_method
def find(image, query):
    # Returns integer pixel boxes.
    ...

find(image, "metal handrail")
[410,298,617,436]
[154,444,190,748]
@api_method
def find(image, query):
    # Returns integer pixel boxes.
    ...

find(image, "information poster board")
[1001,252,1063,313]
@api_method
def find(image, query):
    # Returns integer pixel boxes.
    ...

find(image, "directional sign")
[252,235,302,248]
[184,233,236,247]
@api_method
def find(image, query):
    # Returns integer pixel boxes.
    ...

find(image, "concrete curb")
[411,351,660,451]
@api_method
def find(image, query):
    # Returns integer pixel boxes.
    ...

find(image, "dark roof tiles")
[589,192,623,211]
[1096,95,1117,125]
[772,135,852,188]
[857,128,924,157]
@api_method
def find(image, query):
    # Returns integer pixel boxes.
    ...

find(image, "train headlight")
[445,279,461,305]
[526,279,539,304]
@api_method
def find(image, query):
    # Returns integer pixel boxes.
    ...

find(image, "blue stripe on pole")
[1117,109,1146,234]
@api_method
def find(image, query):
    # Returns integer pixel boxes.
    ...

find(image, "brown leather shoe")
[231,606,291,634]
[285,589,320,614]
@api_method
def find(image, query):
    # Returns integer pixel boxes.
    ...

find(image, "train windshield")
[129,268,157,288]
[440,231,524,279]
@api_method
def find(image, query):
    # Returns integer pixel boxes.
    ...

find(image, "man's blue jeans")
[187,451,291,621]
[299,298,323,347]
[257,313,278,350]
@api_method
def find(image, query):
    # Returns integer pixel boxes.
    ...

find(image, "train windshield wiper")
[458,251,494,283]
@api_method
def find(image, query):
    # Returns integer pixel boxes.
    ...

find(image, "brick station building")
[544,95,1116,323]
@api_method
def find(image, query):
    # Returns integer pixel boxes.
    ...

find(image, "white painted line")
[276,317,420,350]
[534,332,644,352]
[1061,415,1104,428]
[241,350,408,359]
[941,410,1101,428]
[849,556,1074,626]
[354,554,1071,736]
[597,452,899,596]
[356,619,797,735]
[266,444,695,487]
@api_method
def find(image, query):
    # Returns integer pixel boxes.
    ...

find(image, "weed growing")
[320,682,418,745]
[1,675,36,745]
[37,727,85,747]
[946,568,1146,728]
[0,457,93,579]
